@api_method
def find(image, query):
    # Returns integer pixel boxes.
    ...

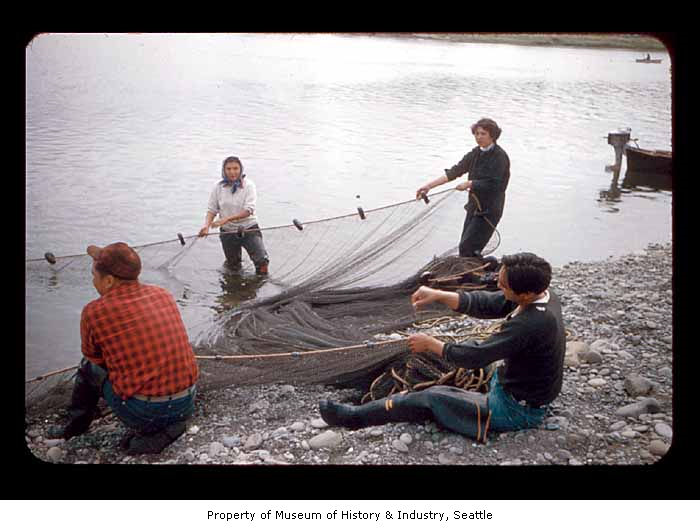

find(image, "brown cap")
[87,242,141,280]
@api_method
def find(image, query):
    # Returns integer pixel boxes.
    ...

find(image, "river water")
[25,33,672,377]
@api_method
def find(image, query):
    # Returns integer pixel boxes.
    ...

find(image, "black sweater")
[442,289,565,407]
[445,144,510,218]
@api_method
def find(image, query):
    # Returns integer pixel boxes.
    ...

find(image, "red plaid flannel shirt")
[81,281,199,399]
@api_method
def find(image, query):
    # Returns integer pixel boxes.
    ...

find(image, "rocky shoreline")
[25,243,673,466]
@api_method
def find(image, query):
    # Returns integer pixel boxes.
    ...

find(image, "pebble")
[581,351,604,364]
[244,433,263,450]
[222,436,240,448]
[208,442,225,457]
[438,453,456,465]
[654,423,672,440]
[308,430,342,450]
[46,447,63,462]
[399,433,413,445]
[271,427,288,437]
[615,398,661,418]
[392,439,409,453]
[658,367,672,378]
[588,378,607,388]
[310,418,328,429]
[648,439,670,456]
[289,421,305,432]
[624,374,655,397]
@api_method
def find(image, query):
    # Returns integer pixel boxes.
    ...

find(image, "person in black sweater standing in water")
[319,253,565,442]
[416,117,510,257]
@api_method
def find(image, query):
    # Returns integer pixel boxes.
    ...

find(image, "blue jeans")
[486,371,547,432]
[219,224,269,269]
[102,380,196,434]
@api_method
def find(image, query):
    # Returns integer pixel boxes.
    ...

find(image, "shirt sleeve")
[455,290,517,319]
[80,305,103,364]
[241,180,257,216]
[444,149,477,181]
[443,315,531,369]
[207,184,220,215]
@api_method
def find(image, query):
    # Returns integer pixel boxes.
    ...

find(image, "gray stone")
[248,399,270,413]
[620,430,638,439]
[208,442,225,457]
[44,438,64,448]
[609,421,627,431]
[222,436,241,448]
[244,433,263,450]
[399,433,413,445]
[588,378,607,388]
[289,421,305,432]
[615,398,661,418]
[624,374,655,397]
[648,439,670,456]
[557,449,573,461]
[392,439,409,453]
[590,339,613,354]
[654,422,673,440]
[310,418,328,429]
[658,367,672,378]
[46,446,63,463]
[438,452,456,465]
[271,427,288,437]
[581,350,604,364]
[369,428,384,437]
[308,430,342,450]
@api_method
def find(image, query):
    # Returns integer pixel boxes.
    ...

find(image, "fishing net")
[25,189,502,412]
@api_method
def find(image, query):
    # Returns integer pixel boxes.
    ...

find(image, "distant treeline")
[355,33,668,51]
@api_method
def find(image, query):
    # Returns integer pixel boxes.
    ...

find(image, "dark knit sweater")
[442,289,565,407]
[445,144,510,217]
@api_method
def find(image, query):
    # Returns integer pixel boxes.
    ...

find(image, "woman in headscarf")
[415,118,510,258]
[198,156,269,274]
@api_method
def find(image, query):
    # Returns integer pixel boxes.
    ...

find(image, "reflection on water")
[216,268,270,311]
[622,171,672,191]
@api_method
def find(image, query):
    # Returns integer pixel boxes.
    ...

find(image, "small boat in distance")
[636,54,662,64]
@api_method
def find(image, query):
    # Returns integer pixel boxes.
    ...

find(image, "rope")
[26,188,456,262]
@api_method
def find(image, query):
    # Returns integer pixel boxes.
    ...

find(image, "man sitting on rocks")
[319,252,565,442]
[47,242,199,455]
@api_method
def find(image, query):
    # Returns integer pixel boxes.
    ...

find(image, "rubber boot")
[126,421,187,455]
[46,360,104,440]
[319,393,432,430]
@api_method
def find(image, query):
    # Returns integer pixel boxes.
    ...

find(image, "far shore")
[348,33,668,52]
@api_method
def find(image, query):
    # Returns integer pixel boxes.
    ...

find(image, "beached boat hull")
[636,59,662,63]
[623,145,672,190]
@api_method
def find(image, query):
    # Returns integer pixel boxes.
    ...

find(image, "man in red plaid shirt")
[48,242,199,455]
